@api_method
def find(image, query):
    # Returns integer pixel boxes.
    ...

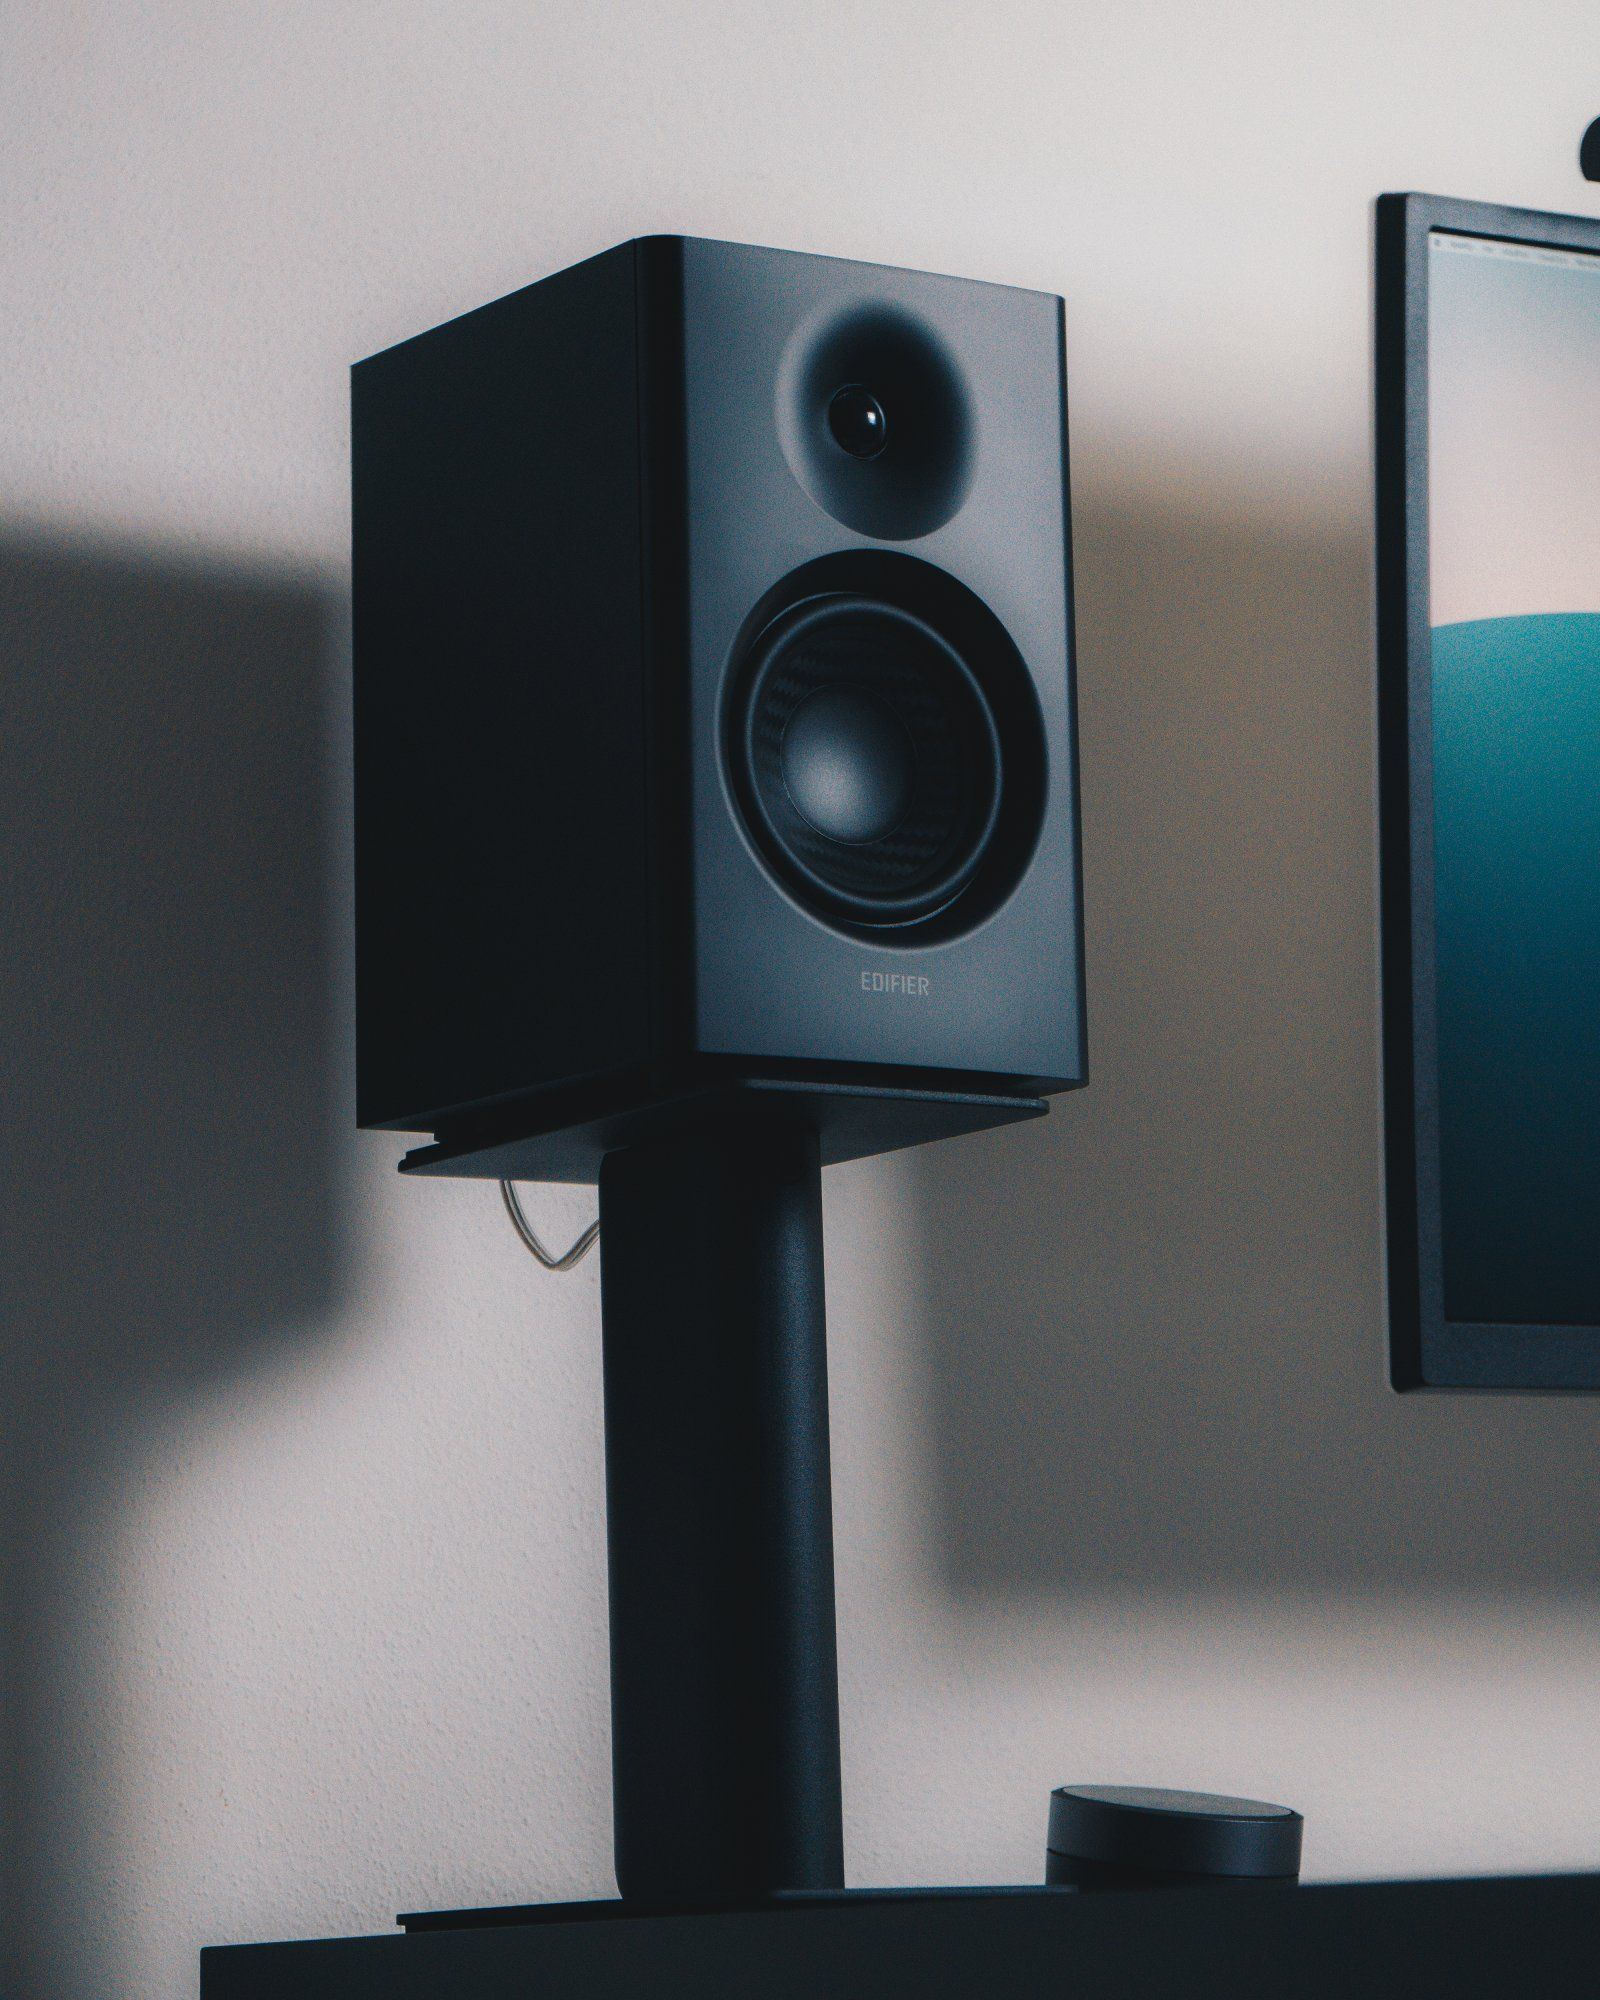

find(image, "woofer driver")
[728,593,1004,929]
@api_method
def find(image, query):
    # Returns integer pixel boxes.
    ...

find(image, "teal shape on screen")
[1431,612,1600,1327]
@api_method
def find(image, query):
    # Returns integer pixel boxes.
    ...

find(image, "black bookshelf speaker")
[351,235,1086,1181]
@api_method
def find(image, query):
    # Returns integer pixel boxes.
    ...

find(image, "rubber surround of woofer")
[724,555,1045,941]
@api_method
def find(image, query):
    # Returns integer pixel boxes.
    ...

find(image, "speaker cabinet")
[351,235,1085,1180]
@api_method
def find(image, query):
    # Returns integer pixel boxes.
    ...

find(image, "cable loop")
[499,1179,599,1273]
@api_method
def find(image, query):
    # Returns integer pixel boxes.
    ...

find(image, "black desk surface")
[203,1874,1600,1998]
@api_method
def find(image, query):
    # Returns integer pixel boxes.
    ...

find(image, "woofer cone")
[729,593,1004,928]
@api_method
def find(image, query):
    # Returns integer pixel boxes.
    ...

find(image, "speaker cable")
[499,1179,599,1272]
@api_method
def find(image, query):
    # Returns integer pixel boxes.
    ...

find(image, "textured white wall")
[4,5,1600,1995]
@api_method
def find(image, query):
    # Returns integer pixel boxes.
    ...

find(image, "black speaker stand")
[596,1109,844,1903]
[202,1103,1600,1995]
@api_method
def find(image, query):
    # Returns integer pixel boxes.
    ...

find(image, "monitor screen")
[1376,195,1600,1387]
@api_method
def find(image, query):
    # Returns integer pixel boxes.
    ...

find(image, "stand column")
[597,1114,844,1904]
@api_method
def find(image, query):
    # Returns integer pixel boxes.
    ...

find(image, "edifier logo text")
[861,971,930,997]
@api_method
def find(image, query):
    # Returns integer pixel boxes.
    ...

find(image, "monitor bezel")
[1375,190,1600,1392]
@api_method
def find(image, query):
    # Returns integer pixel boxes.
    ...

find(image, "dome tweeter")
[779,306,974,540]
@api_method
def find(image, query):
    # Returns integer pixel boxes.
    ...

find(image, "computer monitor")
[1376,193,1600,1390]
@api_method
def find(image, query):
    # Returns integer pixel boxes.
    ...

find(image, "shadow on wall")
[0,530,348,1998]
[908,480,1600,1597]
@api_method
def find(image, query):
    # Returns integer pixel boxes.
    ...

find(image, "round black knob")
[827,384,888,458]
[1046,1785,1303,1890]
[1583,117,1600,182]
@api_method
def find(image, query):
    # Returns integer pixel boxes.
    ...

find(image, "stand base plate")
[399,1075,1048,1184]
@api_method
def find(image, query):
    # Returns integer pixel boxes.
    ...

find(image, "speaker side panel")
[352,246,652,1130]
[676,239,1084,1090]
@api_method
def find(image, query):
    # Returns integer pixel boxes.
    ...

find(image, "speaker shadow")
[0,529,348,1996]
[905,479,1600,1598]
